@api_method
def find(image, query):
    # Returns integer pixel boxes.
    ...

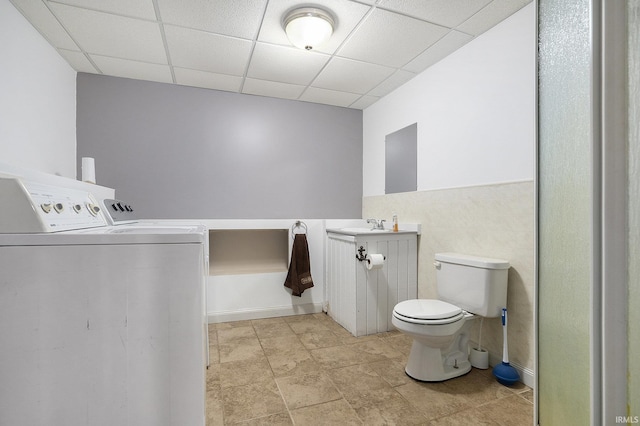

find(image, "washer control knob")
[73,204,82,213]
[87,203,101,216]
[40,203,52,214]
[53,203,64,213]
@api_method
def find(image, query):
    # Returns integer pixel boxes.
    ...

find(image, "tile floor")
[206,313,533,425]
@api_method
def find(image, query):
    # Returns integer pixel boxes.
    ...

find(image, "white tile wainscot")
[326,229,418,336]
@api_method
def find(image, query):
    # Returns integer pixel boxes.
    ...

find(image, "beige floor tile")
[443,369,514,407]
[367,358,413,387]
[426,407,496,425]
[215,320,254,330]
[253,322,296,340]
[353,392,429,425]
[395,380,474,421]
[322,319,357,338]
[289,399,363,425]
[235,412,293,425]
[519,389,534,403]
[209,344,221,364]
[219,336,265,364]
[207,363,221,390]
[325,364,396,409]
[266,348,323,378]
[220,357,274,389]
[222,380,287,424]
[207,385,224,426]
[477,394,534,425]
[208,326,219,345]
[217,326,257,343]
[381,333,414,355]
[310,345,373,369]
[276,372,342,409]
[259,335,305,356]
[297,330,344,350]
[348,338,404,360]
[287,319,332,335]
[206,313,533,425]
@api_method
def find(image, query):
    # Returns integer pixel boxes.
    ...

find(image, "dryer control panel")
[101,198,138,225]
[0,178,108,233]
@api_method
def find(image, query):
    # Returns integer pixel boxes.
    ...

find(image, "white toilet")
[392,252,509,382]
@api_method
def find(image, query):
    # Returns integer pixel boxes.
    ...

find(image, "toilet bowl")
[392,253,509,382]
[392,299,475,381]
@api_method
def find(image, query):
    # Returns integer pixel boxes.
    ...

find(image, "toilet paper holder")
[356,246,385,262]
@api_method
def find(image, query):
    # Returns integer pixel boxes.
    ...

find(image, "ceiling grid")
[9,0,532,109]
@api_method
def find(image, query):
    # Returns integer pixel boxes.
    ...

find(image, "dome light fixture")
[284,7,334,51]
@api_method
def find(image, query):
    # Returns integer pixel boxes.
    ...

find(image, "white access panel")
[0,240,205,426]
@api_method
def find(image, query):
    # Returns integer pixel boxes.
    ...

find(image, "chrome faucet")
[366,218,386,230]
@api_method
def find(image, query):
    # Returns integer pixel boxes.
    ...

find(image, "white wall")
[363,3,535,196]
[0,0,77,178]
[361,3,536,385]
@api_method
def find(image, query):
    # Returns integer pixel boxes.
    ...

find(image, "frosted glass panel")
[538,0,591,424]
[628,0,639,414]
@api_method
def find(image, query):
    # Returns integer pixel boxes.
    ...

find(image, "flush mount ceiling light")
[284,7,334,51]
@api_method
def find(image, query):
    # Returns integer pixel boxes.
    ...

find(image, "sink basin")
[338,227,392,234]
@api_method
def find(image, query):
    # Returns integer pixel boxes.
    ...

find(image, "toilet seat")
[393,299,464,325]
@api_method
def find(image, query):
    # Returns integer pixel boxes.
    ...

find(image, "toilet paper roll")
[366,254,385,270]
[82,157,96,184]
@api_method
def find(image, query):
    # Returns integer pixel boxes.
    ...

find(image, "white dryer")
[0,178,206,426]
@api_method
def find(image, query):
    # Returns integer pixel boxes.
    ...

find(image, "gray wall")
[76,73,362,219]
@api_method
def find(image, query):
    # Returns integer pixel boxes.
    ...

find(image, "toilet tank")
[435,253,509,318]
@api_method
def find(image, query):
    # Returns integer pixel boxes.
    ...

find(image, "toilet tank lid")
[435,253,510,270]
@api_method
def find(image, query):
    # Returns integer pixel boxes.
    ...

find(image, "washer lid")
[394,299,462,320]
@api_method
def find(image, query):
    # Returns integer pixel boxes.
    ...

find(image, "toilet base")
[404,337,472,382]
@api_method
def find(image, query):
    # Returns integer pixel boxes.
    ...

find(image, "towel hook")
[291,220,307,240]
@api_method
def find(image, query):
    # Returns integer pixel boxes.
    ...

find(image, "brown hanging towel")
[284,233,314,297]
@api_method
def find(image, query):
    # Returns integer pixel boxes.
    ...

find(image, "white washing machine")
[0,178,207,426]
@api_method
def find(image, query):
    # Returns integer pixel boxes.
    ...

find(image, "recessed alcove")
[208,229,289,275]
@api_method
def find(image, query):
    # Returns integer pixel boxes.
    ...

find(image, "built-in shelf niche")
[209,229,289,275]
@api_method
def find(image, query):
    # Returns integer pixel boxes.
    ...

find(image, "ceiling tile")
[456,0,532,36]
[164,25,253,75]
[247,43,330,86]
[156,0,267,39]
[242,78,306,100]
[49,3,167,63]
[312,57,395,94]
[257,0,371,54]
[57,48,97,73]
[10,0,78,50]
[337,8,448,68]
[300,87,361,108]
[10,0,528,109]
[368,69,416,97]
[378,0,491,27]
[50,0,157,20]
[403,30,473,73]
[350,95,379,109]
[90,55,173,83]
[174,67,243,92]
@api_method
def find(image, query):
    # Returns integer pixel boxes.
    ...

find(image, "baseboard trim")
[207,303,323,324]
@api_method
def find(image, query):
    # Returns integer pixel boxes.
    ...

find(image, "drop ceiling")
[10,0,532,110]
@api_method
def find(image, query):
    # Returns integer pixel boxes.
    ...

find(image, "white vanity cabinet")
[326,229,418,337]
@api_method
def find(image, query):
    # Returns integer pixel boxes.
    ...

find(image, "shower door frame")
[535,0,629,424]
